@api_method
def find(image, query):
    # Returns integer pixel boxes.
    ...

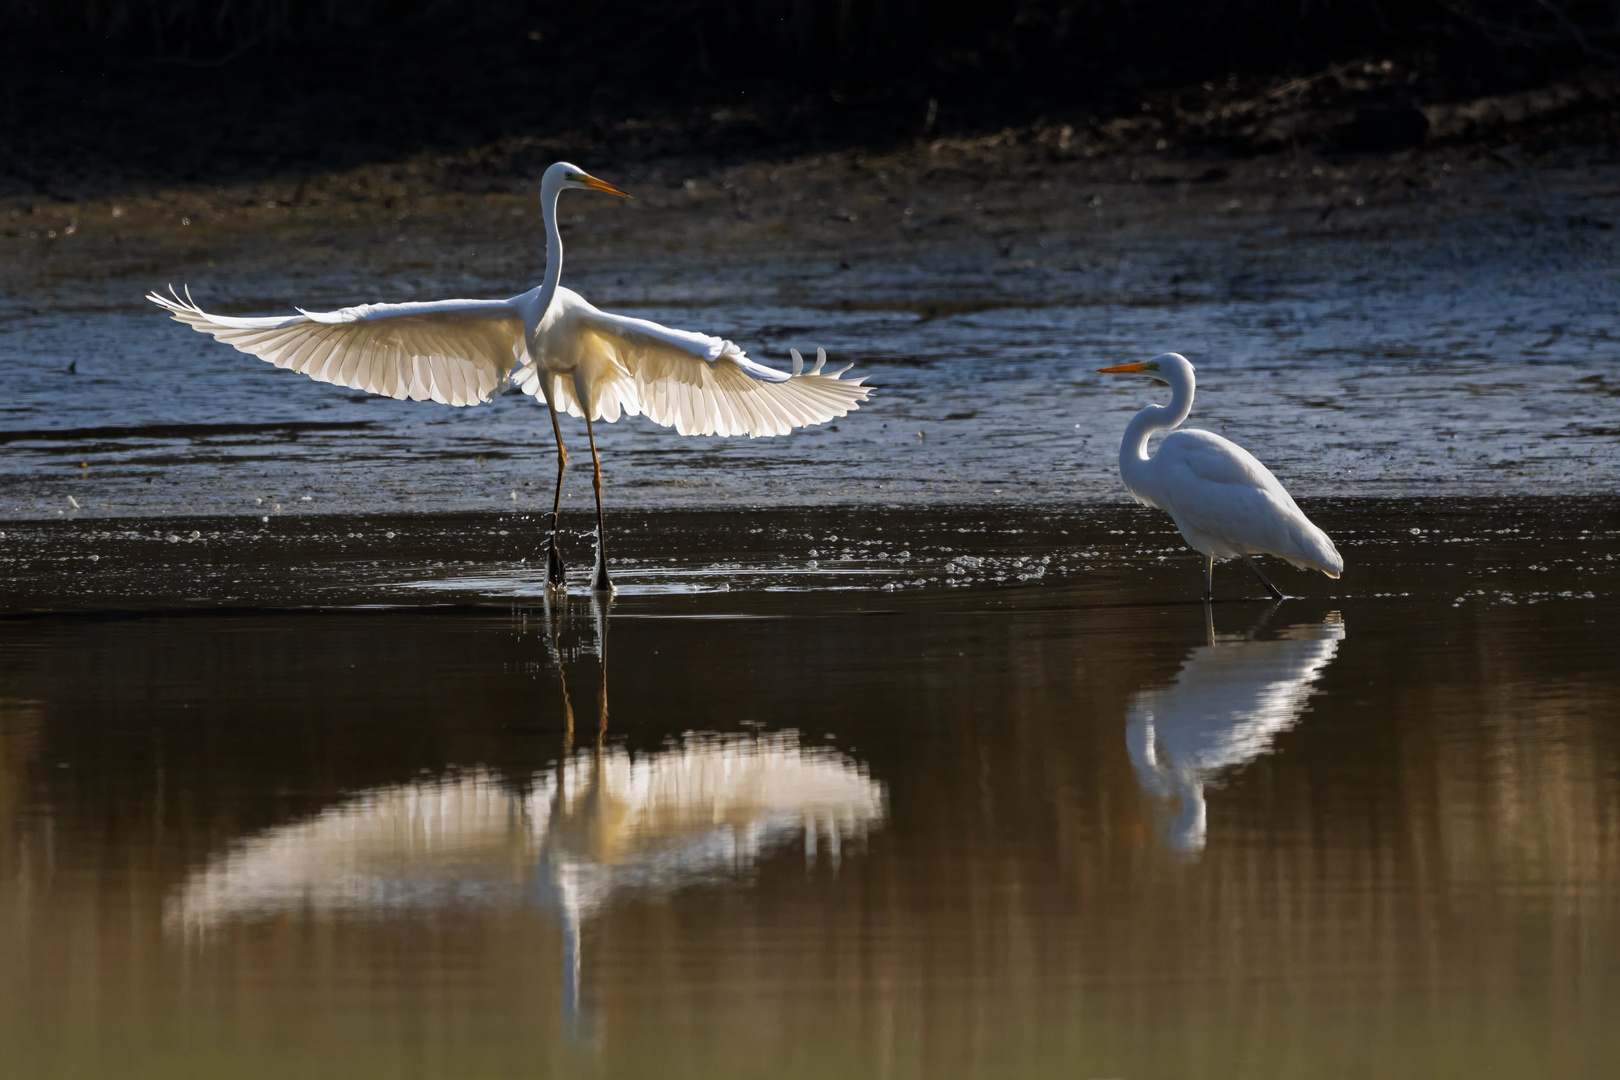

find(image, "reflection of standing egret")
[1127,610,1345,853]
[165,601,885,1035]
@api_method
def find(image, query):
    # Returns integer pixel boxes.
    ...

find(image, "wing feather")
[1156,429,1344,576]
[527,292,870,438]
[148,286,525,407]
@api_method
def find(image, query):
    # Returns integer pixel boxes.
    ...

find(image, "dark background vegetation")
[2,1,1617,192]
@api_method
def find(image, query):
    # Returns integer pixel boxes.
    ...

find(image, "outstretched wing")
[148,286,527,406]
[518,292,870,437]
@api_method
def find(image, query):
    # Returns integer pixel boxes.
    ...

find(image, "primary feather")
[148,286,525,407]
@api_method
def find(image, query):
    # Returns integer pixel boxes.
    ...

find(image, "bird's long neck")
[537,179,565,316]
[1118,369,1195,495]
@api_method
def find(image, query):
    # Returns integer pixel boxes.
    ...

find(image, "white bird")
[1097,352,1342,600]
[148,161,870,593]
[1127,612,1345,852]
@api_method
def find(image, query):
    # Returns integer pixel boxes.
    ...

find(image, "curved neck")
[1119,369,1194,490]
[537,176,566,315]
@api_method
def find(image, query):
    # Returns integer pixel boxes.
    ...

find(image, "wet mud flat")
[0,497,1615,612]
[2,498,1620,1078]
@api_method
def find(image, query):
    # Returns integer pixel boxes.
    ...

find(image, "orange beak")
[1096,362,1150,374]
[580,174,633,199]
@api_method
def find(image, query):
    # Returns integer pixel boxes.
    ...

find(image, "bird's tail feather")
[1279,517,1343,578]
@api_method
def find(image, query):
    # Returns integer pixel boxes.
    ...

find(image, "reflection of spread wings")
[517,288,870,436]
[149,287,526,406]
[165,732,886,931]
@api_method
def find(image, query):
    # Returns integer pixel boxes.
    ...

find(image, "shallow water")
[3,501,1619,1078]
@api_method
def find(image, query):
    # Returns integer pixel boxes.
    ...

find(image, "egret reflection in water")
[1127,609,1345,853]
[165,599,886,1032]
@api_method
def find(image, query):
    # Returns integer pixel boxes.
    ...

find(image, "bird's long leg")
[583,412,614,594]
[1203,598,1215,646]
[1203,554,1214,602]
[545,396,569,589]
[1243,555,1286,600]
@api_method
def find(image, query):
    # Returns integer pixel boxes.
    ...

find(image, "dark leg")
[583,412,614,594]
[545,398,568,588]
[1243,555,1285,600]
[1202,554,1214,602]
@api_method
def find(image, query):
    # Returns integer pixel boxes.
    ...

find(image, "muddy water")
[2,500,1619,1078]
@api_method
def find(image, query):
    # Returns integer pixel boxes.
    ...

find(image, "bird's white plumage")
[1108,353,1342,578]
[515,287,868,437]
[147,287,526,407]
[149,160,873,592]
[1150,428,1338,573]
[149,161,869,437]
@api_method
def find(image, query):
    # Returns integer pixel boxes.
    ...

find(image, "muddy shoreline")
[0,497,1613,613]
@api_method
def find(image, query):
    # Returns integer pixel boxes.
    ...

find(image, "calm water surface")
[3,503,1618,1079]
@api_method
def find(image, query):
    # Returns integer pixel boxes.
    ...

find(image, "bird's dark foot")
[546,538,567,589]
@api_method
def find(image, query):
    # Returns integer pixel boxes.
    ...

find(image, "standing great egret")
[148,161,870,593]
[1097,353,1342,600]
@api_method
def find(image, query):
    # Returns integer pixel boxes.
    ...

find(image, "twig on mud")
[1226,56,1370,118]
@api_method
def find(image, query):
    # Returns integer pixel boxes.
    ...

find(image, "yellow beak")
[580,174,633,199]
[1097,362,1150,374]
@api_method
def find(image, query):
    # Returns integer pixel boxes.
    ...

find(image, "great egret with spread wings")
[1097,353,1342,600]
[149,161,870,593]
